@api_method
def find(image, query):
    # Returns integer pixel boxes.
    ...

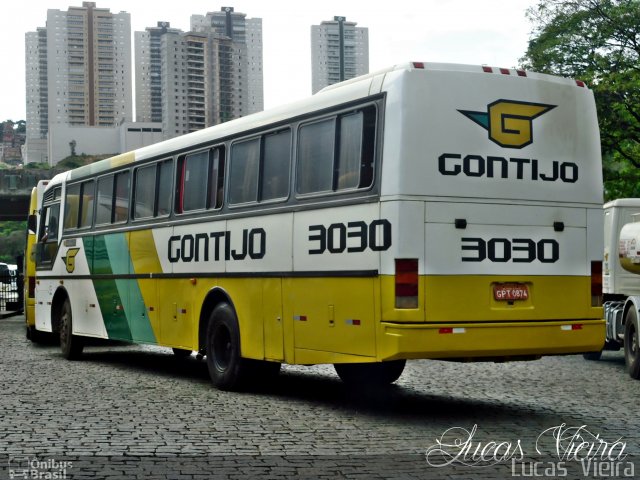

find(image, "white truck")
[597,199,640,378]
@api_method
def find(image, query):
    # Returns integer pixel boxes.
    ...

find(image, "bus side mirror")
[28,215,37,234]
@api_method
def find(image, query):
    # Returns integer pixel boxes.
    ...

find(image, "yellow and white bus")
[25,180,49,342]
[34,62,605,390]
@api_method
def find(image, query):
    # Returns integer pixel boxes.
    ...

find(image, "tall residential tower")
[135,7,264,140]
[134,22,182,124]
[25,2,133,164]
[311,16,369,94]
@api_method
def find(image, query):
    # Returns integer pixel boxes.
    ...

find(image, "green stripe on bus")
[90,235,133,341]
[104,235,157,344]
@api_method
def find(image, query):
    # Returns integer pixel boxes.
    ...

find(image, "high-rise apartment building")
[191,6,264,114]
[135,22,182,123]
[311,16,369,94]
[25,28,49,163]
[25,2,133,164]
[135,7,264,140]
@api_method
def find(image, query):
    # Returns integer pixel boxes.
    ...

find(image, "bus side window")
[336,112,363,190]
[37,202,60,265]
[229,138,260,204]
[297,118,335,194]
[208,148,225,210]
[79,180,95,228]
[96,175,114,225]
[157,159,173,216]
[40,206,57,243]
[134,164,156,219]
[261,129,291,201]
[178,151,209,213]
[297,106,376,195]
[64,183,80,231]
[113,171,130,223]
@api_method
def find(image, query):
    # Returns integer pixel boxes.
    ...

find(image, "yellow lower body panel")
[25,303,35,328]
[382,274,602,323]
[377,319,605,361]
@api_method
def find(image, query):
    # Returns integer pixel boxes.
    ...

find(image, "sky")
[1,0,537,122]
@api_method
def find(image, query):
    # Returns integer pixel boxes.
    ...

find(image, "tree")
[0,223,26,264]
[521,0,640,199]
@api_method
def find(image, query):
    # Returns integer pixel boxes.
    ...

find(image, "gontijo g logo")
[458,100,555,149]
[63,248,80,273]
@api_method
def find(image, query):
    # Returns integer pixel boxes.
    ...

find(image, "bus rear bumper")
[378,319,606,361]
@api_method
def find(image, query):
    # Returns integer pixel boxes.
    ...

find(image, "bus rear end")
[25,180,48,342]
[377,63,604,361]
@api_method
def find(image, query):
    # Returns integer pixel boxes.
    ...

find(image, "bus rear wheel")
[60,298,84,360]
[624,309,640,379]
[205,303,249,391]
[582,351,602,361]
[334,360,406,387]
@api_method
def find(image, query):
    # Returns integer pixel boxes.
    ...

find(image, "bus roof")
[53,61,589,186]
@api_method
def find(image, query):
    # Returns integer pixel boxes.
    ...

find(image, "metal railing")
[0,270,23,315]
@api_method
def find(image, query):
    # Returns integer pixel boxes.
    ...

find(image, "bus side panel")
[283,277,377,364]
[91,233,157,343]
[286,205,382,363]
[262,277,284,362]
[128,229,162,343]
[65,236,107,338]
[157,277,194,349]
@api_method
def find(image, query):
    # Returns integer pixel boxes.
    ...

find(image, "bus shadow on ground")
[74,347,556,424]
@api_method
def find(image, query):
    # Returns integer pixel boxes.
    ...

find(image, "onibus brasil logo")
[458,99,556,148]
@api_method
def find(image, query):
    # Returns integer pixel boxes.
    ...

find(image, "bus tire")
[205,303,248,391]
[334,360,406,387]
[624,309,640,379]
[582,351,602,361]
[60,298,84,360]
[27,326,43,344]
[172,348,192,358]
[27,326,56,345]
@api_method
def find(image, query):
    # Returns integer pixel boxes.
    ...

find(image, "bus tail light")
[591,261,603,306]
[28,276,36,298]
[395,259,418,309]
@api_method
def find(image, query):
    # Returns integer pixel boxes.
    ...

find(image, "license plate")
[493,283,529,301]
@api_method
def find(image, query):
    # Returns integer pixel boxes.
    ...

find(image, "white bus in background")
[593,199,640,378]
[25,180,49,341]
[34,62,604,390]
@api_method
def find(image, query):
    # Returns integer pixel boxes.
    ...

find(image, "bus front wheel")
[334,360,406,387]
[205,303,248,391]
[60,298,84,360]
[624,309,640,379]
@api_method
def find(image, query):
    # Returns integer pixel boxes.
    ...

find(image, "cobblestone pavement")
[0,314,638,479]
